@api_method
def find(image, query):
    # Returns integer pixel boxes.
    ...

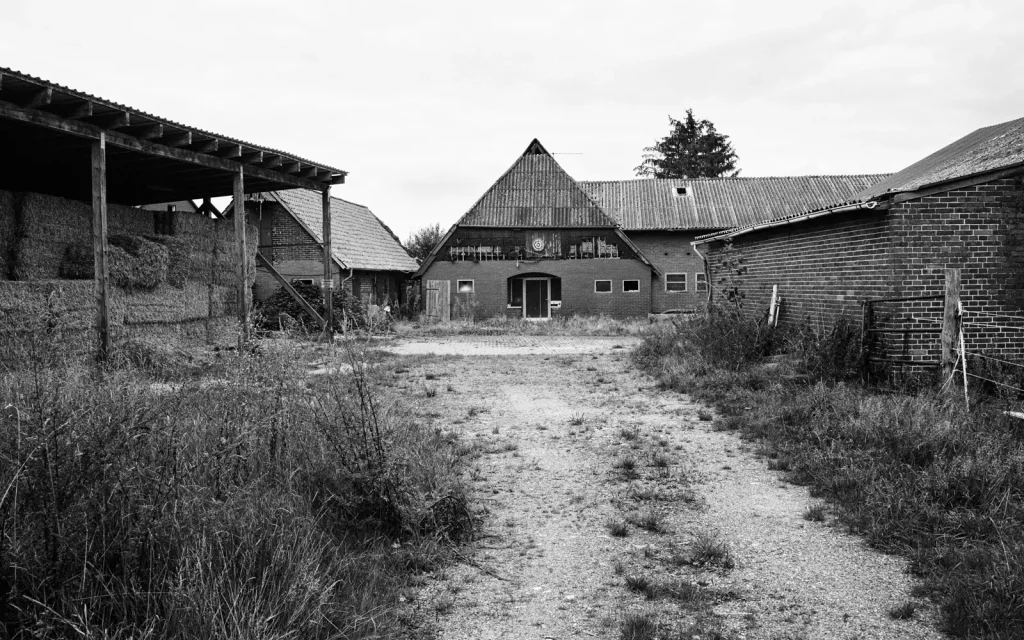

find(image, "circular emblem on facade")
[531,238,546,252]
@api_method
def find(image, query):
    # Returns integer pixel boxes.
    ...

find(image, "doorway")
[524,278,550,320]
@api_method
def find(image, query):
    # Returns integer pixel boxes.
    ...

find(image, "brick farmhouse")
[416,138,883,320]
[694,116,1024,362]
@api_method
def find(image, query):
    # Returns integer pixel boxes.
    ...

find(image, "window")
[296,278,315,285]
[457,280,474,293]
[623,280,640,292]
[665,273,687,292]
[507,278,523,307]
[673,186,689,197]
[595,280,612,293]
[695,273,708,293]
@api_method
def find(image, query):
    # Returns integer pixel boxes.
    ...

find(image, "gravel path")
[386,336,946,639]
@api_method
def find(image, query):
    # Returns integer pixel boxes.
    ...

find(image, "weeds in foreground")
[607,519,630,537]
[890,601,919,620]
[689,530,736,570]
[0,339,468,639]
[620,612,659,640]
[803,503,827,522]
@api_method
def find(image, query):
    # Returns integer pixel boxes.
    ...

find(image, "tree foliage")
[635,109,740,179]
[403,223,445,262]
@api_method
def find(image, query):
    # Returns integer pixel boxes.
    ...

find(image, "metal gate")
[424,279,450,322]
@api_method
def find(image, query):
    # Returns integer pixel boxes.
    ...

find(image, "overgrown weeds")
[0,337,468,638]
[633,306,1024,639]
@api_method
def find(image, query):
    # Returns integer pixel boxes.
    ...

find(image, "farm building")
[694,115,1024,366]
[415,138,884,319]
[0,66,345,358]
[233,190,418,310]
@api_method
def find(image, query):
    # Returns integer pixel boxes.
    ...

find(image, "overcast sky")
[4,0,1023,241]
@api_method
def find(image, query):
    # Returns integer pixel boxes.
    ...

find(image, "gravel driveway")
[384,336,945,639]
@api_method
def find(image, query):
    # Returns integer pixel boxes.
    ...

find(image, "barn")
[695,115,1024,365]
[415,138,884,320]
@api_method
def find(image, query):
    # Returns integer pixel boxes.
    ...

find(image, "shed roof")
[579,175,888,231]
[851,116,1024,201]
[0,66,345,205]
[268,189,418,273]
[457,139,620,228]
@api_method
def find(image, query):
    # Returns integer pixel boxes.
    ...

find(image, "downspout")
[690,240,712,304]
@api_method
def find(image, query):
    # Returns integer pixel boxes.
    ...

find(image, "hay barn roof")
[268,189,418,273]
[0,66,345,205]
[579,175,888,231]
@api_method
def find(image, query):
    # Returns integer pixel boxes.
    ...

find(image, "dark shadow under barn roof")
[0,67,346,205]
[579,175,888,231]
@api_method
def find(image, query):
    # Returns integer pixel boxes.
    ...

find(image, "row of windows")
[455,275,709,295]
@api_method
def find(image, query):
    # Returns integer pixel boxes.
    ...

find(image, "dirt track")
[384,336,945,639]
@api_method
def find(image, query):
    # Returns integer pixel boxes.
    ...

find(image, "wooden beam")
[92,133,111,360]
[86,110,130,129]
[190,138,218,153]
[941,268,961,382]
[300,166,318,179]
[131,124,163,140]
[0,101,332,191]
[215,143,242,158]
[234,170,251,344]
[51,100,93,119]
[239,150,263,165]
[330,173,346,185]
[322,186,334,340]
[262,154,283,168]
[160,131,192,147]
[22,87,52,108]
[280,161,300,174]
[255,252,325,329]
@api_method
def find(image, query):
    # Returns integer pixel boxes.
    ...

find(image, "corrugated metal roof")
[850,116,1024,200]
[270,190,418,272]
[579,175,889,231]
[457,139,619,228]
[0,66,345,176]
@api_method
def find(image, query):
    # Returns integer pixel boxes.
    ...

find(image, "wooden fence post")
[941,268,962,382]
[233,170,251,345]
[92,133,110,360]
[321,187,334,341]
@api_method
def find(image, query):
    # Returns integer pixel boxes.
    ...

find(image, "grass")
[607,519,630,537]
[689,530,736,570]
[570,411,586,426]
[803,503,827,522]
[619,612,659,640]
[889,600,919,620]
[630,510,669,534]
[0,337,469,639]
[395,314,650,337]
[632,308,1024,638]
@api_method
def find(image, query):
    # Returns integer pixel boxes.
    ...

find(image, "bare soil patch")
[385,336,946,639]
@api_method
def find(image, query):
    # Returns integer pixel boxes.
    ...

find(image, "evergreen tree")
[634,110,740,179]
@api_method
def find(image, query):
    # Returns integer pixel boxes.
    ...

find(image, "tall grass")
[633,309,1024,639]
[396,313,650,337]
[0,338,468,639]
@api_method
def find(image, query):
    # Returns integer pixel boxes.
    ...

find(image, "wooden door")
[524,279,549,319]
[425,279,450,322]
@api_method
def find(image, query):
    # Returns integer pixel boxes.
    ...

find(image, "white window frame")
[622,279,640,292]
[457,279,474,294]
[665,272,687,293]
[594,279,612,293]
[695,272,708,293]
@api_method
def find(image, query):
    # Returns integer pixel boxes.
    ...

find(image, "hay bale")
[118,282,210,325]
[145,235,190,288]
[0,190,16,279]
[59,244,93,280]
[108,235,169,290]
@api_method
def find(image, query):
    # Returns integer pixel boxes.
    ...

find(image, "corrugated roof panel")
[270,190,418,272]
[579,175,889,230]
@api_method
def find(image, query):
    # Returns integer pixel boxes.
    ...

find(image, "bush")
[259,279,366,333]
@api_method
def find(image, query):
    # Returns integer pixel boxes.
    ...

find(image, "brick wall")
[422,258,652,319]
[627,231,712,313]
[704,174,1024,360]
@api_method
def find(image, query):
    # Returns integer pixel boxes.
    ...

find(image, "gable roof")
[457,139,621,228]
[579,175,888,231]
[267,190,418,273]
[851,116,1024,201]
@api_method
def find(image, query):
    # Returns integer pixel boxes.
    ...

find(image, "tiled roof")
[269,190,418,273]
[579,175,889,231]
[457,139,620,228]
[850,116,1024,201]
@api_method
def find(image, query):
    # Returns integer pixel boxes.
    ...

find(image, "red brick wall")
[421,258,652,319]
[627,231,712,313]
[704,175,1024,359]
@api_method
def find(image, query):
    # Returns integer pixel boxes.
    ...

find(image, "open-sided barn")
[695,115,1024,365]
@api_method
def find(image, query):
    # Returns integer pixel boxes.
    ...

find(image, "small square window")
[695,273,708,293]
[295,278,315,285]
[623,280,640,292]
[595,280,612,293]
[457,280,474,293]
[665,273,687,292]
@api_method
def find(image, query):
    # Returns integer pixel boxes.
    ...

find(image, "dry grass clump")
[632,307,1024,638]
[395,314,650,337]
[0,339,468,639]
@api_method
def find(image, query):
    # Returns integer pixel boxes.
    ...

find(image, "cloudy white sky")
[3,0,1022,241]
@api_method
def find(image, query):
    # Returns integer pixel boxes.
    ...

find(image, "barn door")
[425,280,451,322]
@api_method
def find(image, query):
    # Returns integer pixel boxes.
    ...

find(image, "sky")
[3,0,1023,242]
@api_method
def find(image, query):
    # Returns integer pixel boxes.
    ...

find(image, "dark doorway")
[525,278,549,319]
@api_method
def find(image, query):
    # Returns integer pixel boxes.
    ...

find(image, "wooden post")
[233,169,251,344]
[92,133,111,360]
[941,268,962,382]
[767,284,779,327]
[321,187,334,340]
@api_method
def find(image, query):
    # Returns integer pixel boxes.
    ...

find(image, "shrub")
[258,279,366,333]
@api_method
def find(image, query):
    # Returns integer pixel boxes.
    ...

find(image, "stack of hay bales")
[0,189,258,354]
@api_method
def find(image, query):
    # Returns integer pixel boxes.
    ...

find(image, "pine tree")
[634,110,740,179]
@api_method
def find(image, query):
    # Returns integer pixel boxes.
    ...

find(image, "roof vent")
[674,186,689,197]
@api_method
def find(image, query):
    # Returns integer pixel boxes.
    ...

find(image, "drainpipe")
[690,241,712,304]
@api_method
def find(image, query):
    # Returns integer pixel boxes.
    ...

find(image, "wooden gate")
[424,279,450,322]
